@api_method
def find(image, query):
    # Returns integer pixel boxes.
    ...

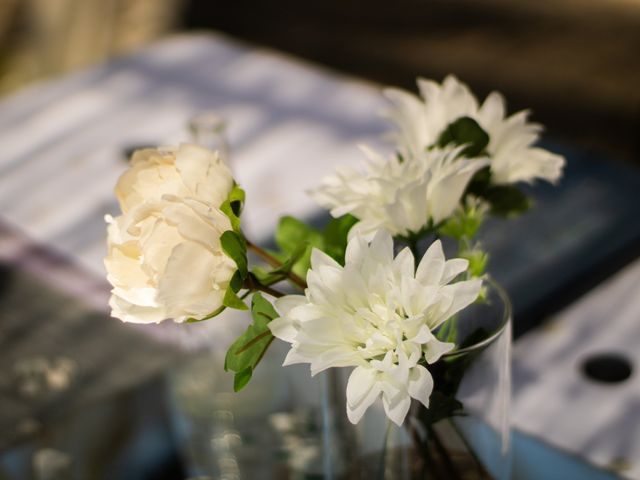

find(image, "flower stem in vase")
[375,419,395,480]
[429,419,493,479]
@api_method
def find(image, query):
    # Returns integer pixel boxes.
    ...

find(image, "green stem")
[378,418,394,480]
[245,239,307,290]
[427,424,462,480]
[245,274,286,298]
[448,419,491,479]
[458,236,470,258]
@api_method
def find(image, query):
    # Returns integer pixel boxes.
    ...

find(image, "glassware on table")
[345,278,513,480]
[168,343,343,480]
[188,111,230,165]
[167,280,512,479]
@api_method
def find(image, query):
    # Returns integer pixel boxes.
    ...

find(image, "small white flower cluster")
[384,75,564,184]
[270,231,482,425]
[104,144,237,323]
[312,75,565,238]
[312,145,488,239]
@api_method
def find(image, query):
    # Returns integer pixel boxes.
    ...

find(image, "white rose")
[116,143,234,212]
[105,195,237,323]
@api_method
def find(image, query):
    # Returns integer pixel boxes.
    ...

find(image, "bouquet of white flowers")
[105,75,564,474]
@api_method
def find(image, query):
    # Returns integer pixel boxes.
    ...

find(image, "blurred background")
[0,0,639,163]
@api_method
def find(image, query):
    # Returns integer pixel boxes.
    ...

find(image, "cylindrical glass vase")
[168,279,511,480]
[343,278,512,480]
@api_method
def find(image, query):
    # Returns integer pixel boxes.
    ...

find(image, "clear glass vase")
[167,279,511,480]
[342,278,513,480]
[168,341,351,479]
[188,111,230,163]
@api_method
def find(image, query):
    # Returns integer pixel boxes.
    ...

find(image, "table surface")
[0,32,638,479]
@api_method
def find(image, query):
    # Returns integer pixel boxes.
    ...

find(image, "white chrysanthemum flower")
[269,231,482,425]
[311,145,488,239]
[383,75,565,184]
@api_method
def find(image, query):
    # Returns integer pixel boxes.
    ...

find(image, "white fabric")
[512,256,640,479]
[0,32,388,280]
[0,32,387,351]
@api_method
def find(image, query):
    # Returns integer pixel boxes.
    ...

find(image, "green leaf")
[438,211,482,241]
[461,249,489,277]
[222,271,248,310]
[437,117,489,158]
[275,216,323,277]
[290,245,315,279]
[220,230,249,311]
[438,217,464,240]
[322,214,358,265]
[276,216,322,253]
[220,184,246,232]
[465,167,530,218]
[417,391,465,425]
[470,165,492,186]
[223,287,248,310]
[250,266,273,284]
[459,327,492,349]
[435,314,459,344]
[482,185,531,217]
[250,292,279,325]
[228,184,245,213]
[233,368,253,392]
[224,293,278,391]
[438,193,489,242]
[220,230,248,278]
[424,327,496,424]
[270,242,307,275]
[270,214,356,279]
[253,242,308,285]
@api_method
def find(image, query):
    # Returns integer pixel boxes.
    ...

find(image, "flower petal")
[439,278,483,323]
[407,365,434,408]
[346,366,381,424]
[415,240,445,285]
[368,230,394,267]
[274,295,307,316]
[382,387,412,426]
[268,316,298,343]
[441,258,469,284]
[157,242,232,319]
[424,338,455,364]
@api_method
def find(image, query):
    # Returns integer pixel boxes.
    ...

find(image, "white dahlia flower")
[383,75,565,184]
[311,145,488,239]
[269,231,482,425]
